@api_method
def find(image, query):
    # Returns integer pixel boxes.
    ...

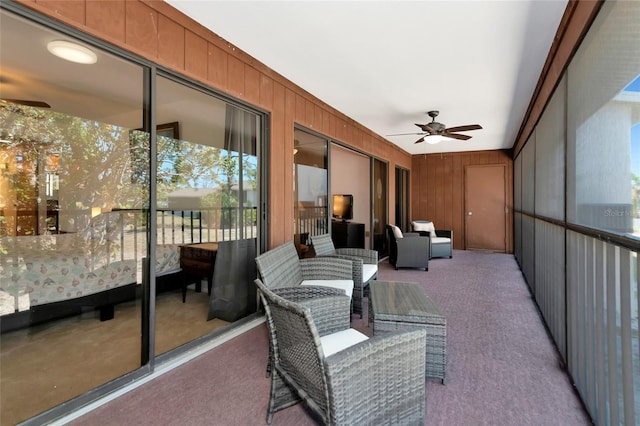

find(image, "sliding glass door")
[153,76,260,355]
[293,128,328,255]
[373,159,388,255]
[0,8,265,424]
[395,166,410,231]
[0,11,147,424]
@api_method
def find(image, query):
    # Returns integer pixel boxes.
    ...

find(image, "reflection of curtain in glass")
[224,105,256,155]
[224,106,257,238]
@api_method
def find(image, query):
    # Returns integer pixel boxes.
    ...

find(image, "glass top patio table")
[369,280,447,383]
[369,281,444,325]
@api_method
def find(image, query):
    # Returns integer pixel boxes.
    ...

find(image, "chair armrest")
[324,329,427,424]
[435,229,453,239]
[403,232,422,238]
[272,286,345,300]
[300,257,353,281]
[272,287,350,336]
[395,237,430,268]
[396,236,429,252]
[299,294,351,335]
[334,248,378,264]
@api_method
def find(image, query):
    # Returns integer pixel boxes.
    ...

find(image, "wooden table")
[179,242,218,302]
[369,280,447,383]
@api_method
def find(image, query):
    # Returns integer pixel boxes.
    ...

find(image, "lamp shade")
[426,135,447,144]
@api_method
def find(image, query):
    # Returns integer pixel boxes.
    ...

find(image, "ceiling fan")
[387,110,482,144]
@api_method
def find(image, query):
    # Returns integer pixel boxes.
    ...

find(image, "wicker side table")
[369,280,447,383]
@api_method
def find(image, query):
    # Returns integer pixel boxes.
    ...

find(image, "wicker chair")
[255,279,427,425]
[255,241,356,377]
[255,241,355,301]
[310,233,378,319]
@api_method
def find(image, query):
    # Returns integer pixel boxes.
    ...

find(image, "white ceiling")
[166,0,568,155]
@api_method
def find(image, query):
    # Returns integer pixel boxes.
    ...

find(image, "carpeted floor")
[68,250,592,426]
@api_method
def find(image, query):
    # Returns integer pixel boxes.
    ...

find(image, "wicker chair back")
[310,233,337,256]
[255,279,331,422]
[255,242,304,289]
[310,233,380,319]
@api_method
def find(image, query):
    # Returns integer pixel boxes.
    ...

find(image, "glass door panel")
[395,166,410,231]
[0,11,146,423]
[373,159,388,254]
[153,76,260,355]
[294,129,328,256]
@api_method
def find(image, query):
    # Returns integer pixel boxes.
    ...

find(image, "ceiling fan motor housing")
[429,122,445,133]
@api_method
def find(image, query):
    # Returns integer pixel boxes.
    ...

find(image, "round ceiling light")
[47,40,97,64]
[426,135,446,144]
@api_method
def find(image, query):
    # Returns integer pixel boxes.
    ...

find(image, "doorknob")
[467,211,473,216]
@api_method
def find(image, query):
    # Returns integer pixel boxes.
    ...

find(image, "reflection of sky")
[627,75,640,175]
[625,75,640,92]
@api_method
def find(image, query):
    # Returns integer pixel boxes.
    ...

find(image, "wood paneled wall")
[16,0,412,248]
[411,150,514,253]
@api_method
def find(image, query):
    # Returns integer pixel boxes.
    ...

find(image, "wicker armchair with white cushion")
[386,224,430,271]
[255,241,356,377]
[255,241,354,301]
[310,233,378,319]
[411,220,453,259]
[255,278,427,425]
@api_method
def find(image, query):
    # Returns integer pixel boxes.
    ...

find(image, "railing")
[109,207,257,264]
[297,206,328,241]
[155,207,258,245]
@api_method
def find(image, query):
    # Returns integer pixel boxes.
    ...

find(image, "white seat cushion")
[390,224,403,239]
[301,279,354,299]
[362,264,377,282]
[431,237,451,244]
[320,328,369,357]
[412,221,435,233]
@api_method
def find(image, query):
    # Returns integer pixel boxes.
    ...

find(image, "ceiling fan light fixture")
[426,135,447,144]
[47,40,97,64]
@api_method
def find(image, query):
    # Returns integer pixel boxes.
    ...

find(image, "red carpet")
[71,250,591,425]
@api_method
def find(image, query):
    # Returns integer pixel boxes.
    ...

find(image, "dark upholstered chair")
[255,278,427,425]
[386,224,429,271]
[411,220,453,259]
[310,233,378,318]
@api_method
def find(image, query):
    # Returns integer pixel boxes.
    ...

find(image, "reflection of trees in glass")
[2,103,258,235]
[1,103,144,227]
[151,132,257,230]
[1,105,51,215]
[58,120,140,211]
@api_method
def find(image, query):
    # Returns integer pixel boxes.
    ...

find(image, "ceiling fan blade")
[445,124,482,133]
[414,136,426,144]
[386,132,426,136]
[445,133,472,141]
[2,99,51,108]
